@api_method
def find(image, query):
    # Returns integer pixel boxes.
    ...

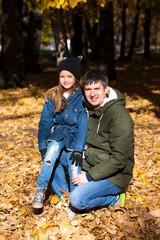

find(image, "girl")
[32,56,88,213]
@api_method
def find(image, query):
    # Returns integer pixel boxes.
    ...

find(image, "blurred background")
[0,0,160,89]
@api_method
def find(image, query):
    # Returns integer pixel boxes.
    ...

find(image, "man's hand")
[70,151,82,167]
[72,171,88,186]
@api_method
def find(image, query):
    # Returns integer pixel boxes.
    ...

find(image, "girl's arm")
[74,107,88,153]
[69,107,88,167]
[38,98,54,150]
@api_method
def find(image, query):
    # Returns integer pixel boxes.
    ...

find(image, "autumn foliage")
[0,56,160,239]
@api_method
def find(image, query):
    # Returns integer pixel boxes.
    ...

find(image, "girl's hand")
[70,151,82,167]
[51,126,54,133]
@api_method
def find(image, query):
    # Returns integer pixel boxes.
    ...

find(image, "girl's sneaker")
[32,187,45,209]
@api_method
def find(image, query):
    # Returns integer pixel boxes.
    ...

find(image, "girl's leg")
[67,151,81,192]
[36,140,64,189]
[69,179,122,210]
[50,150,69,198]
[67,151,82,219]
[32,141,64,209]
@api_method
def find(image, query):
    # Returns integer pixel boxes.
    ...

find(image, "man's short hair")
[82,69,109,88]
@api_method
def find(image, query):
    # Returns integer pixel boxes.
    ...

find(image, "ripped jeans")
[36,140,81,192]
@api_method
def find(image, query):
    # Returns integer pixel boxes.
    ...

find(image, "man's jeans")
[37,140,81,193]
[69,179,122,210]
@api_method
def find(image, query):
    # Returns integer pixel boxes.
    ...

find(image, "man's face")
[84,81,108,109]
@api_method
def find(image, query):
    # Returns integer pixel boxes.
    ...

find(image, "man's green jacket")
[82,87,134,190]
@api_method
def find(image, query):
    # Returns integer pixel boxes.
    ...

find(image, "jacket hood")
[84,87,126,116]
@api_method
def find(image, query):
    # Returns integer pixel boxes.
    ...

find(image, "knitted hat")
[57,56,83,80]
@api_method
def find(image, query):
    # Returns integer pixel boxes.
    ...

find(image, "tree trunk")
[143,3,151,58]
[85,20,99,61]
[71,10,82,57]
[1,0,26,89]
[97,2,116,80]
[23,1,43,72]
[50,8,69,66]
[127,0,140,59]
[119,3,127,59]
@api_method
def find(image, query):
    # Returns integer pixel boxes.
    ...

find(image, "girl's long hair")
[43,79,82,113]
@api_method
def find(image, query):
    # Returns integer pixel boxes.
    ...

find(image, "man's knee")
[69,190,84,210]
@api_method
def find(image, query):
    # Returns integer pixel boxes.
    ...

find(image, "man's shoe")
[32,187,45,209]
[115,192,126,207]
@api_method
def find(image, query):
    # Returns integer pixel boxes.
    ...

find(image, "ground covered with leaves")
[0,56,160,239]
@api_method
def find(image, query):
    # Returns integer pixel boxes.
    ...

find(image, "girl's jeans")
[69,179,122,210]
[36,140,81,193]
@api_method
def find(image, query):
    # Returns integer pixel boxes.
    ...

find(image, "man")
[69,69,134,212]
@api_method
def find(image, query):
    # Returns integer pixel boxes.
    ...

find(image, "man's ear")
[105,86,108,94]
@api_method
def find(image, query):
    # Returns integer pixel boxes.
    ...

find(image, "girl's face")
[59,70,76,92]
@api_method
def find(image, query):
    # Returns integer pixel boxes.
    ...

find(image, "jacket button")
[67,103,69,105]
[73,91,75,94]
[63,132,66,135]
[65,114,68,117]
[75,109,77,112]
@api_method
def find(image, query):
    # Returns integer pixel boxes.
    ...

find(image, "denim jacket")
[38,89,88,153]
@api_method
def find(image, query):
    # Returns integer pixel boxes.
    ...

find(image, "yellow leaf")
[42,223,50,231]
[22,98,28,102]
[13,193,19,199]
[133,168,138,175]
[143,180,147,184]
[21,208,27,214]
[141,174,144,179]
[1,203,13,210]
[69,0,86,8]
[152,177,156,183]
[136,196,143,202]
[31,229,38,236]
[148,106,154,110]
[50,195,60,204]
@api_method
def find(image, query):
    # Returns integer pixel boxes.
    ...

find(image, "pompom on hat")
[57,56,83,80]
